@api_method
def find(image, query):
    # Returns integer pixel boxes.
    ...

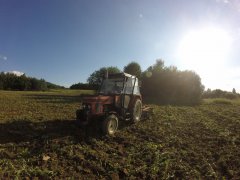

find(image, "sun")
[177,27,232,74]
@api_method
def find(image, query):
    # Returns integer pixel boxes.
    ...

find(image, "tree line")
[70,66,121,90]
[70,82,97,90]
[72,60,205,105]
[5,59,236,105]
[203,88,239,99]
[0,72,64,91]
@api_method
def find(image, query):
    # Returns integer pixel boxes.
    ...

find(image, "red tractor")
[76,72,143,135]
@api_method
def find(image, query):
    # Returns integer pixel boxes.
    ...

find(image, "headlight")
[82,104,91,110]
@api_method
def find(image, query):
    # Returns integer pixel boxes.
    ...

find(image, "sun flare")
[177,27,232,74]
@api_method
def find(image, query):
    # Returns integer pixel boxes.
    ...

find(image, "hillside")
[0,90,239,178]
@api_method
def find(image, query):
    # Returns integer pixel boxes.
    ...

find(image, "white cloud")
[139,14,143,18]
[5,71,24,77]
[0,55,7,61]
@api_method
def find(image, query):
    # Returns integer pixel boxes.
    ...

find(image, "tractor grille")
[82,103,91,112]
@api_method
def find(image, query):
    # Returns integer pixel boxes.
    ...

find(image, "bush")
[141,60,204,105]
[70,83,97,90]
[212,99,233,105]
[203,89,239,99]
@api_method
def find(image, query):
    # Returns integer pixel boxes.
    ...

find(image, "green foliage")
[46,82,65,89]
[204,98,240,105]
[150,59,165,73]
[142,60,204,105]
[87,66,121,87]
[203,89,239,99]
[84,59,204,105]
[232,88,236,94]
[70,82,97,90]
[123,61,142,78]
[0,72,64,91]
[210,98,233,105]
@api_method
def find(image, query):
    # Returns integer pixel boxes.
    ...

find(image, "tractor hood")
[82,95,114,104]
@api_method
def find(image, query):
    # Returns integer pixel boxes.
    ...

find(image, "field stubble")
[0,90,240,179]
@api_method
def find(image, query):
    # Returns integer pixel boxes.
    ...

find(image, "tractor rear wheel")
[132,99,142,123]
[102,114,118,135]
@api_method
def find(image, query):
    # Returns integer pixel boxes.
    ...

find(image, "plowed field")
[0,90,240,179]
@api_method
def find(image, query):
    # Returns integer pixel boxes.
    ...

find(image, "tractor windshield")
[99,78,124,95]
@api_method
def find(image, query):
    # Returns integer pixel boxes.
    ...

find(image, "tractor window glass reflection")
[100,79,123,94]
[133,80,140,95]
[124,78,134,94]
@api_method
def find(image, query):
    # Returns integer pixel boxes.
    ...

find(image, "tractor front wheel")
[132,99,142,123]
[102,114,118,135]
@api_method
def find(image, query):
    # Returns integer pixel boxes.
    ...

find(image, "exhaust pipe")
[105,70,108,79]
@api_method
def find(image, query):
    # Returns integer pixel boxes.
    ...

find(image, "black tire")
[102,114,118,135]
[76,109,89,126]
[131,99,142,123]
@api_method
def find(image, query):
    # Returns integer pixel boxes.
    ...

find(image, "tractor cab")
[76,72,142,135]
[99,73,141,96]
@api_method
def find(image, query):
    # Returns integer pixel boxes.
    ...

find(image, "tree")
[46,82,65,89]
[87,66,121,86]
[141,59,204,105]
[0,71,62,91]
[150,59,165,73]
[29,78,48,91]
[124,61,142,78]
[202,89,238,99]
[70,82,96,90]
[232,88,236,94]
[0,72,5,90]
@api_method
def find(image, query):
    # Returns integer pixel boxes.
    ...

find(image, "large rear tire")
[102,114,118,135]
[131,99,142,123]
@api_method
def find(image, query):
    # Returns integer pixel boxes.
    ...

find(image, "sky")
[0,0,240,91]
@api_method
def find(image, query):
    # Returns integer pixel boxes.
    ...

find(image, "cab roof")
[108,72,137,79]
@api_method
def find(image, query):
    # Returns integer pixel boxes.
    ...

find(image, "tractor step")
[125,112,131,121]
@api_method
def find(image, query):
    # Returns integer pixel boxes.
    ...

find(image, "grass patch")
[203,98,240,105]
[205,98,233,105]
